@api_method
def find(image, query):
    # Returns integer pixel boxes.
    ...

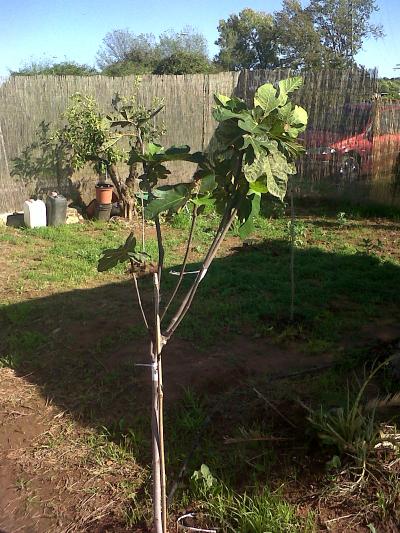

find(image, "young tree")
[98,77,308,532]
[59,90,165,219]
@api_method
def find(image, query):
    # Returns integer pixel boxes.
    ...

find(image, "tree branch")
[130,260,149,330]
[163,206,237,340]
[161,205,198,321]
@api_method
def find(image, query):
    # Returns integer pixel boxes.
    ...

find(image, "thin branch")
[289,178,295,321]
[155,217,164,284]
[253,387,297,428]
[224,436,293,444]
[161,205,198,321]
[141,194,145,252]
[130,263,149,330]
[164,207,237,340]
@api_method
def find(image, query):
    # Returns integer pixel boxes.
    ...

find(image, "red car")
[302,102,400,180]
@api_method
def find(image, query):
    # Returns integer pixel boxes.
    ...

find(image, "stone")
[66,207,84,224]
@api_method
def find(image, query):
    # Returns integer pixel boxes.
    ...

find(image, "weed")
[0,354,17,368]
[360,237,384,254]
[336,211,348,225]
[304,359,396,491]
[190,465,315,532]
[287,220,307,246]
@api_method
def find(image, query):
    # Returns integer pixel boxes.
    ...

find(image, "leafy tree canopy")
[11,60,97,76]
[215,9,279,71]
[153,51,214,75]
[216,0,384,71]
[378,78,400,99]
[97,26,211,75]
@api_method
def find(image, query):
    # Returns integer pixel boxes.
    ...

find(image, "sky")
[0,0,399,78]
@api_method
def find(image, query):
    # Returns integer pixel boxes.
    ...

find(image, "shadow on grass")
[1,239,399,425]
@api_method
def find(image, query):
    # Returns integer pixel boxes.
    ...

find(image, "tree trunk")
[152,273,166,533]
[151,342,163,533]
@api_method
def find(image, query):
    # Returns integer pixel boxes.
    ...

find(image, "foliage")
[157,27,209,58]
[98,234,149,272]
[214,9,279,70]
[102,78,307,240]
[216,0,384,71]
[274,0,327,70]
[191,466,315,532]
[11,60,97,76]
[307,0,383,64]
[96,30,158,71]
[60,93,122,175]
[304,359,392,469]
[52,87,165,218]
[98,26,211,76]
[153,51,214,75]
[96,78,307,533]
[378,78,400,99]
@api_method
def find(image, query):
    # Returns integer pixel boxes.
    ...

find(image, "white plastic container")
[23,199,47,228]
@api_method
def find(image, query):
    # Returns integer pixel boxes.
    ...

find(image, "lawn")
[0,201,399,532]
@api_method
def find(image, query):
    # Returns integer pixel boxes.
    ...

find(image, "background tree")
[11,60,97,76]
[157,27,209,58]
[274,0,326,70]
[215,8,279,70]
[216,0,384,71]
[97,31,159,73]
[59,90,165,219]
[378,78,400,99]
[306,0,384,66]
[98,26,211,76]
[153,51,213,75]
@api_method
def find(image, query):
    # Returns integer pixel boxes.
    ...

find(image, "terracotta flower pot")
[95,183,113,204]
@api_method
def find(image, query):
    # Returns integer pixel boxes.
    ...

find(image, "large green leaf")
[199,173,216,194]
[275,77,303,113]
[97,233,149,272]
[191,195,216,207]
[249,176,269,194]
[267,151,296,201]
[145,184,191,219]
[212,106,243,122]
[254,83,279,115]
[129,144,204,165]
[238,194,261,239]
[214,94,231,107]
[278,77,303,96]
[237,114,261,134]
[243,152,271,183]
[214,94,247,112]
[164,145,191,155]
[290,105,308,128]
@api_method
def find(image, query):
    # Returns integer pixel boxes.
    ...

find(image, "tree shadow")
[10,121,84,205]
[1,240,400,435]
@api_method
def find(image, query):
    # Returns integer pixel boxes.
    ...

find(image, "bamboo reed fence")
[1,68,399,213]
